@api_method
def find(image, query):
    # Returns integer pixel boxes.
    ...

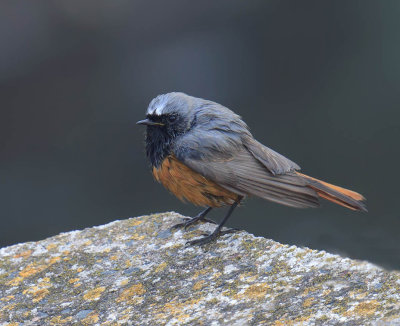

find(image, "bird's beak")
[136,119,164,126]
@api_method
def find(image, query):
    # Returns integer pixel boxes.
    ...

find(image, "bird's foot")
[186,228,239,246]
[171,216,217,231]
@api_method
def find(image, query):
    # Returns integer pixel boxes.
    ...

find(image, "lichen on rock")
[1,212,400,325]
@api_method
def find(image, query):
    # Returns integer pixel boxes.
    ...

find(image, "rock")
[1,212,400,325]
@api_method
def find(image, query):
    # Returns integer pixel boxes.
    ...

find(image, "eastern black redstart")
[137,92,367,245]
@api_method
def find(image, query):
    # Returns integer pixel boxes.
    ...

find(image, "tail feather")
[297,172,367,212]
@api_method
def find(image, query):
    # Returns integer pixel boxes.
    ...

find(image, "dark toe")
[202,218,218,225]
[171,222,186,230]
[186,233,217,246]
[220,228,240,235]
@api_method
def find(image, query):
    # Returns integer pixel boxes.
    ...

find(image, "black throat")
[145,126,173,168]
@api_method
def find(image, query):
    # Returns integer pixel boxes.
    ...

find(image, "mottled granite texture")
[1,212,400,325]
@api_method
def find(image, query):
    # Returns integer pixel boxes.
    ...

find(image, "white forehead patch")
[147,105,164,115]
[147,96,168,116]
[147,106,159,115]
[154,105,164,115]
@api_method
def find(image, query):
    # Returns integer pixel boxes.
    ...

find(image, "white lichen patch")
[1,212,400,325]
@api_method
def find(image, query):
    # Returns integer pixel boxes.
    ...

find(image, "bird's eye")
[168,115,177,123]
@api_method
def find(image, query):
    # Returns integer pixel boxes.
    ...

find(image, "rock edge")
[1,212,400,325]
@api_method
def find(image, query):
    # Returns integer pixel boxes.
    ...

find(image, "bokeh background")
[1,1,399,269]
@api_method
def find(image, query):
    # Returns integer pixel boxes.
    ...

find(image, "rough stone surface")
[1,212,400,325]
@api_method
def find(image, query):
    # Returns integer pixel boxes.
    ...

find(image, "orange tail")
[296,172,367,212]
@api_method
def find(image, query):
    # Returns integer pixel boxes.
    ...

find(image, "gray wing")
[174,131,319,209]
[243,135,300,175]
[183,97,300,175]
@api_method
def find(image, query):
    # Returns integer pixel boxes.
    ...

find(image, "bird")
[137,92,367,246]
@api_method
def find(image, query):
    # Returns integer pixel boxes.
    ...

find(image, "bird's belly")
[152,155,238,207]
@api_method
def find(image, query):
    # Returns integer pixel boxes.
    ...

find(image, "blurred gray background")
[1,1,399,269]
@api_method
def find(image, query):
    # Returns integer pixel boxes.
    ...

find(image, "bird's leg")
[187,196,243,246]
[171,207,214,230]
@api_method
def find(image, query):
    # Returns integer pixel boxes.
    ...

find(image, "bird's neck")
[145,127,173,168]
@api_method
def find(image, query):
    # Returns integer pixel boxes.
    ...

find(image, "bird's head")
[137,92,196,140]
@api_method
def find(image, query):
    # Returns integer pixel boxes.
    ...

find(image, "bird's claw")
[185,228,240,246]
[220,227,240,234]
[201,217,218,225]
[171,217,217,231]
[171,222,187,230]
[186,233,218,246]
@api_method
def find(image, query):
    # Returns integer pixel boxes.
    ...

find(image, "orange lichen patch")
[295,316,313,324]
[82,312,100,325]
[116,284,146,304]
[303,297,315,308]
[23,282,51,303]
[348,289,368,300]
[125,260,132,268]
[83,240,93,246]
[191,269,208,280]
[22,286,37,295]
[271,243,285,250]
[69,278,80,284]
[241,283,270,300]
[41,277,51,284]
[155,262,167,273]
[62,250,70,255]
[31,288,50,303]
[77,267,84,273]
[46,243,58,251]
[74,283,82,288]
[4,323,19,326]
[192,280,206,291]
[13,249,33,259]
[0,303,16,313]
[121,307,134,315]
[110,255,118,261]
[353,300,380,316]
[130,234,146,241]
[49,256,61,265]
[6,276,23,286]
[103,248,111,253]
[301,286,319,297]
[19,256,61,278]
[156,298,200,322]
[19,263,47,278]
[357,292,368,300]
[130,219,143,226]
[8,256,61,286]
[83,287,106,301]
[119,279,129,287]
[176,314,191,323]
[0,295,15,302]
[49,316,73,325]
[239,272,257,283]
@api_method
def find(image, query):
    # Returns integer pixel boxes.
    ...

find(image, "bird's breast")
[152,155,238,207]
